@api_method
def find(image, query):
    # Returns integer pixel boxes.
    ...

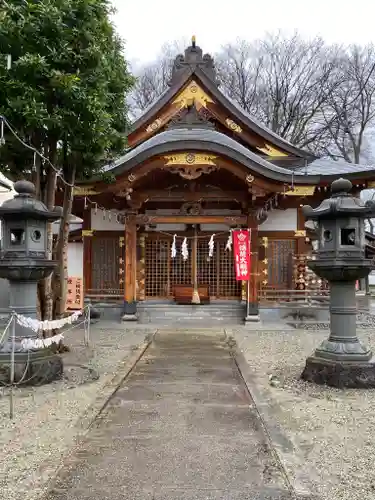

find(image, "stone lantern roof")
[0,180,61,221]
[303,178,375,220]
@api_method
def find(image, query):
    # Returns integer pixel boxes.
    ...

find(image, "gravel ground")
[228,326,375,500]
[0,320,154,500]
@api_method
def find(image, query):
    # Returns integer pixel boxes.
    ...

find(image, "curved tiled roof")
[297,157,375,176]
[106,128,297,182]
[104,127,375,184]
[129,62,313,159]
[110,128,290,173]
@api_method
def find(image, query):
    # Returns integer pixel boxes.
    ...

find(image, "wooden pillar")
[137,233,146,301]
[245,215,260,321]
[122,215,138,320]
[191,225,200,303]
[296,206,308,255]
[82,207,92,298]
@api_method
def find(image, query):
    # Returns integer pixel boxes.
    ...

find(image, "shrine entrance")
[144,233,241,300]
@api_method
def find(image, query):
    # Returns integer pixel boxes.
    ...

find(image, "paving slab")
[43,328,295,500]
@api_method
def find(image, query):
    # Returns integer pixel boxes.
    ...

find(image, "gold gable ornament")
[225,118,242,133]
[74,186,99,196]
[163,153,218,180]
[173,80,214,110]
[146,118,162,133]
[257,144,288,157]
[164,153,217,166]
[285,186,315,196]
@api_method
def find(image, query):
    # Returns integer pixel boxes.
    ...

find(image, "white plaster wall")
[91,208,125,231]
[258,208,297,231]
[201,224,232,231]
[68,242,83,278]
[155,224,186,231]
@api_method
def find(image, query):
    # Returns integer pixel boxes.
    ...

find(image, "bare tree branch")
[128,33,375,164]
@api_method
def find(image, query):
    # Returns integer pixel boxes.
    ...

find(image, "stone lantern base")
[301,355,375,388]
[0,348,63,386]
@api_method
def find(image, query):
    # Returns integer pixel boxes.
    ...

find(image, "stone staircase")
[137,301,246,326]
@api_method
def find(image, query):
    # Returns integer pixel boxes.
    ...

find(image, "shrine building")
[67,38,375,320]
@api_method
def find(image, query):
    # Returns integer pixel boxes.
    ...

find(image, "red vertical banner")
[233,229,251,281]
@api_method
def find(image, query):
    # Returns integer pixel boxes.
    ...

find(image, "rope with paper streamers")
[0,115,130,226]
[20,333,64,350]
[158,230,229,240]
[81,196,129,225]
[0,115,75,188]
[170,231,233,259]
[15,309,83,333]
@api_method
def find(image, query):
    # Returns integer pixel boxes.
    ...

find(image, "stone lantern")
[301,178,375,388]
[0,180,63,384]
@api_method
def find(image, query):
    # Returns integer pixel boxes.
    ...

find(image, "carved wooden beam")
[135,215,248,225]
[136,190,248,202]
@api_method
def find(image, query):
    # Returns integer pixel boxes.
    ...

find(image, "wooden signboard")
[66,277,83,311]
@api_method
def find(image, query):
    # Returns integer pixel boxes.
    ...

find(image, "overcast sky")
[111,0,375,66]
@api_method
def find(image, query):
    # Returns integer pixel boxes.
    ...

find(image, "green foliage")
[0,0,135,180]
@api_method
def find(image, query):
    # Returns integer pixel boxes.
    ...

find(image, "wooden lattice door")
[196,237,241,299]
[90,235,124,297]
[197,239,217,296]
[216,239,241,298]
[145,234,240,299]
[266,239,296,288]
[145,236,191,298]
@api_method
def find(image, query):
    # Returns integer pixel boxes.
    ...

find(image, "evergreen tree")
[0,0,135,320]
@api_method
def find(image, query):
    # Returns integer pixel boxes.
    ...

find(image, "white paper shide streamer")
[171,234,177,258]
[15,310,83,333]
[208,233,215,258]
[21,334,64,351]
[225,231,233,251]
[181,237,189,261]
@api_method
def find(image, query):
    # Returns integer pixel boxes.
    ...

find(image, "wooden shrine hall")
[70,37,375,320]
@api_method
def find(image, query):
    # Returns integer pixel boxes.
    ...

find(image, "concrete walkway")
[44,329,294,500]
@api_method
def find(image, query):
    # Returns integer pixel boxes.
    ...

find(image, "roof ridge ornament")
[168,104,214,130]
[169,39,219,87]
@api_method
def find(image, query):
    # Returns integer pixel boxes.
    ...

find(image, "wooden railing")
[258,252,330,304]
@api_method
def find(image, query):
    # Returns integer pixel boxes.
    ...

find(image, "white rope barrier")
[0,305,92,420]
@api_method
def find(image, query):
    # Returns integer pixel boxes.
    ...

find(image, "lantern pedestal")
[0,348,63,385]
[301,357,375,389]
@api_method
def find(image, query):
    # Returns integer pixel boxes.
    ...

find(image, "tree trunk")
[38,140,57,328]
[54,164,76,318]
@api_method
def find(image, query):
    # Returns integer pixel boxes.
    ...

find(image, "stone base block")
[121,313,138,322]
[301,355,375,388]
[0,349,63,386]
[89,306,101,320]
[244,314,260,323]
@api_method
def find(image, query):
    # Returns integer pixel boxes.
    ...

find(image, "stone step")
[137,303,245,310]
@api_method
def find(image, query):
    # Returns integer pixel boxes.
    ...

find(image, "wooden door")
[89,235,124,298]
